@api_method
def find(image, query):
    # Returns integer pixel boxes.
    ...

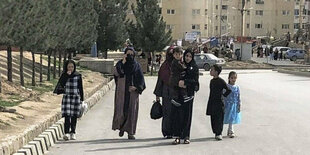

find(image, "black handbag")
[53,81,65,94]
[150,100,163,119]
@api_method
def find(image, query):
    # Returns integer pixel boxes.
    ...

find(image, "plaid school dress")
[61,75,82,117]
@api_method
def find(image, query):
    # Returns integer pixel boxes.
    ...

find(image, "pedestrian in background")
[112,47,146,140]
[206,65,231,140]
[54,60,84,141]
[154,47,174,139]
[224,71,241,138]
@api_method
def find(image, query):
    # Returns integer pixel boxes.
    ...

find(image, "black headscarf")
[54,60,80,94]
[183,48,197,67]
[123,47,137,76]
[60,60,80,86]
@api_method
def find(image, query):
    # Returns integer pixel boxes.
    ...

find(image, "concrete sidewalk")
[251,57,310,67]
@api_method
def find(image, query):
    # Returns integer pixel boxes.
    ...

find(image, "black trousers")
[64,116,77,134]
[210,111,224,136]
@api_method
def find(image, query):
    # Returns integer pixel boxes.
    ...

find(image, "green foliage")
[96,0,129,53]
[128,0,172,53]
[0,0,98,52]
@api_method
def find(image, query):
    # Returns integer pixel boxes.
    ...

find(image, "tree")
[96,0,128,59]
[129,0,172,75]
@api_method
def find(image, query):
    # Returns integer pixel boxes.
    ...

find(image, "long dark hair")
[228,71,237,84]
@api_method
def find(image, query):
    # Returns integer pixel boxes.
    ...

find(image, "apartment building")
[128,0,295,40]
[294,0,310,34]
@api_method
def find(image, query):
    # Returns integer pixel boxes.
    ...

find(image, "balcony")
[256,0,264,4]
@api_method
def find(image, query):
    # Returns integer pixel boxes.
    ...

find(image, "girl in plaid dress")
[55,60,84,141]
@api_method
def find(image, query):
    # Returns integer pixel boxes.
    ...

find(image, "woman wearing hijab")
[153,47,175,139]
[113,47,146,140]
[54,60,84,141]
[171,48,199,144]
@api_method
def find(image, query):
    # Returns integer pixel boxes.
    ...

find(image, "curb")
[276,69,310,77]
[1,79,115,155]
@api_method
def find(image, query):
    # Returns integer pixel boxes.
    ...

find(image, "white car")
[194,53,226,71]
[273,46,291,57]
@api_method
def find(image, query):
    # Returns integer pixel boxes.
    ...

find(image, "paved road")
[47,70,310,155]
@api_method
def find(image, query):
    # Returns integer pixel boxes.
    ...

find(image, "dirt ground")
[0,51,107,142]
[224,59,273,69]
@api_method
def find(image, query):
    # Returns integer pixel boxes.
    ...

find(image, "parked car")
[194,53,225,71]
[286,49,306,61]
[273,47,291,58]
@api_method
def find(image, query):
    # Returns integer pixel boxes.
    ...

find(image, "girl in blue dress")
[224,71,241,138]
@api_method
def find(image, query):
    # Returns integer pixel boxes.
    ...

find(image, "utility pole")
[240,0,246,60]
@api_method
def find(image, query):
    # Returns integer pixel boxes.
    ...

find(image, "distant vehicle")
[286,49,306,61]
[273,47,291,58]
[194,53,225,71]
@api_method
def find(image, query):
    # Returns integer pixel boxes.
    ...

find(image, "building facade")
[128,0,295,40]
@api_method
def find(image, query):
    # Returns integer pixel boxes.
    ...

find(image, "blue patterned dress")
[223,84,241,124]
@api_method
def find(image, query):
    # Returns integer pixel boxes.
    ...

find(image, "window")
[167,9,175,14]
[205,9,208,15]
[256,0,264,4]
[216,5,218,9]
[294,23,300,29]
[215,26,218,30]
[222,5,228,10]
[221,15,227,21]
[192,24,200,30]
[247,0,250,2]
[166,25,173,30]
[295,9,299,15]
[204,24,208,29]
[282,24,290,29]
[256,10,264,15]
[255,24,263,28]
[247,23,250,28]
[247,10,250,15]
[282,10,290,15]
[159,8,162,14]
[192,9,200,15]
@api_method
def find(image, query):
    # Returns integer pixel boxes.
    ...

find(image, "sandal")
[184,139,190,144]
[172,138,180,145]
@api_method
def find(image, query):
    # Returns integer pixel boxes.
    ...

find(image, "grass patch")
[25,78,58,94]
[0,120,10,126]
[144,71,158,76]
[0,99,20,107]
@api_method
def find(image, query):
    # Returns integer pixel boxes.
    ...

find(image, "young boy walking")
[206,65,231,140]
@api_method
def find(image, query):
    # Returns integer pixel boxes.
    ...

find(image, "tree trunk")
[150,51,155,76]
[7,46,12,82]
[20,47,24,86]
[58,51,62,76]
[104,51,108,59]
[31,51,36,86]
[68,51,72,60]
[40,53,43,83]
[47,50,51,81]
[64,50,67,64]
[53,50,56,79]
[0,72,2,93]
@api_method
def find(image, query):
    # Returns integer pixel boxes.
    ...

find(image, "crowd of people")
[54,46,242,144]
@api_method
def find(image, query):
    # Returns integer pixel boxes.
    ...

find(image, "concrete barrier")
[1,79,115,155]
[79,57,114,74]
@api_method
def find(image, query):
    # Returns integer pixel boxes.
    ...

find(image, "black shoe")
[172,138,180,145]
[119,130,124,137]
[166,136,173,139]
[128,134,135,140]
[184,139,190,144]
